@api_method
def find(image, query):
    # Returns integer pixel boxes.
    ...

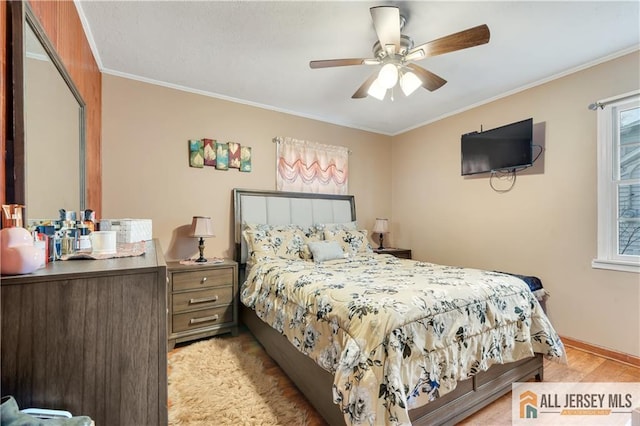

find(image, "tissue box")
[100,219,152,243]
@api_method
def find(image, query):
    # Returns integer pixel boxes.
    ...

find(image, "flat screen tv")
[461,118,533,176]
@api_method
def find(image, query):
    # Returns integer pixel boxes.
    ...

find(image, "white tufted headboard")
[233,188,356,266]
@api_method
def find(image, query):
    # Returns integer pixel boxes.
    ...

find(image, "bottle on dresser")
[59,209,77,255]
[83,209,96,232]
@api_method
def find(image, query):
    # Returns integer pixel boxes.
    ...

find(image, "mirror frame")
[7,1,86,220]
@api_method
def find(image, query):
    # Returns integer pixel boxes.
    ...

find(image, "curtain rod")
[588,89,640,111]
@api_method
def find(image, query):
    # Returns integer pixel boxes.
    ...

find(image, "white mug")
[90,231,117,255]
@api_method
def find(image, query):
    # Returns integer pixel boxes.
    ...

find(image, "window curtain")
[276,137,349,195]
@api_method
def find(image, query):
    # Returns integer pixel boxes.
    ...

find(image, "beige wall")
[101,74,392,262]
[391,51,640,357]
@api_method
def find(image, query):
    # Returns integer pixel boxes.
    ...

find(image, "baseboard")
[560,335,640,368]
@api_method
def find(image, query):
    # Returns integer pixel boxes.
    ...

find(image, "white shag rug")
[168,335,310,425]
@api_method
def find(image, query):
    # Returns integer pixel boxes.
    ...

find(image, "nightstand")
[373,247,412,259]
[167,259,238,350]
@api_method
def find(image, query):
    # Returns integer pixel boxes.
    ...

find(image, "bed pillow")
[242,228,275,263]
[313,221,357,236]
[307,240,345,262]
[243,223,302,233]
[323,228,373,256]
[243,226,306,261]
[300,229,323,260]
[267,227,306,259]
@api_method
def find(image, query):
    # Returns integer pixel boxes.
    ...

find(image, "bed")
[233,188,565,425]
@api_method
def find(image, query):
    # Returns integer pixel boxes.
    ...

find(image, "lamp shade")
[190,216,215,238]
[378,63,399,89]
[372,218,389,234]
[367,78,387,100]
[400,71,422,96]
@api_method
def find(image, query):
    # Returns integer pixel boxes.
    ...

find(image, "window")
[593,90,640,273]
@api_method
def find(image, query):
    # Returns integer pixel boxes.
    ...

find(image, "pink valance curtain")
[276,137,349,195]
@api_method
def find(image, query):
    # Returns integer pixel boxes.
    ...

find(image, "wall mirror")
[7,2,86,222]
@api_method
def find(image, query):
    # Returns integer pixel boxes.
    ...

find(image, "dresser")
[373,247,412,259]
[1,239,168,426]
[167,259,238,349]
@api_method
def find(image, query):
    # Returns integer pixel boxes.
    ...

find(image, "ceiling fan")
[309,6,490,100]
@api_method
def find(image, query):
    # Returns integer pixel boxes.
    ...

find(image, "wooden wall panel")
[1,0,6,206]
[27,0,102,217]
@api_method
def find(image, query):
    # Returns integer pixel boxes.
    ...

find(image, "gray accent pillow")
[308,240,345,262]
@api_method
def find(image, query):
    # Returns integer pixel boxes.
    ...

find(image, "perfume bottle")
[61,230,75,256]
[53,231,62,260]
[83,209,96,232]
[76,222,91,251]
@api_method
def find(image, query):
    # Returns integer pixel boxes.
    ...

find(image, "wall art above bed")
[274,136,349,195]
[188,139,251,172]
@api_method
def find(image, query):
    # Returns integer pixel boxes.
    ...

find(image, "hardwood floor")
[185,329,640,425]
[458,346,640,425]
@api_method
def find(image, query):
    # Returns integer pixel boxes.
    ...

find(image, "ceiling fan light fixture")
[367,78,387,100]
[400,70,422,96]
[405,49,425,61]
[377,63,399,89]
[310,7,490,101]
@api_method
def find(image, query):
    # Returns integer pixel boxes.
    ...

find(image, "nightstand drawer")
[172,306,233,333]
[172,286,233,313]
[172,267,234,291]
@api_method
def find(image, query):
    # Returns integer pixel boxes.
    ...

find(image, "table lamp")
[372,218,389,250]
[190,216,215,262]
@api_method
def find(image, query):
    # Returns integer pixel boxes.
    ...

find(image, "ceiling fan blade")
[406,63,447,92]
[309,58,370,69]
[352,72,379,99]
[407,24,490,60]
[370,6,401,55]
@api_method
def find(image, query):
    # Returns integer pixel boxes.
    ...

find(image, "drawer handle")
[189,295,218,305]
[200,277,208,283]
[189,314,219,325]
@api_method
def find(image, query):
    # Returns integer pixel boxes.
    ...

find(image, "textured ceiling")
[76,1,640,135]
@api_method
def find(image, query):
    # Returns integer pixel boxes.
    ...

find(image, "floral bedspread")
[241,254,566,425]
